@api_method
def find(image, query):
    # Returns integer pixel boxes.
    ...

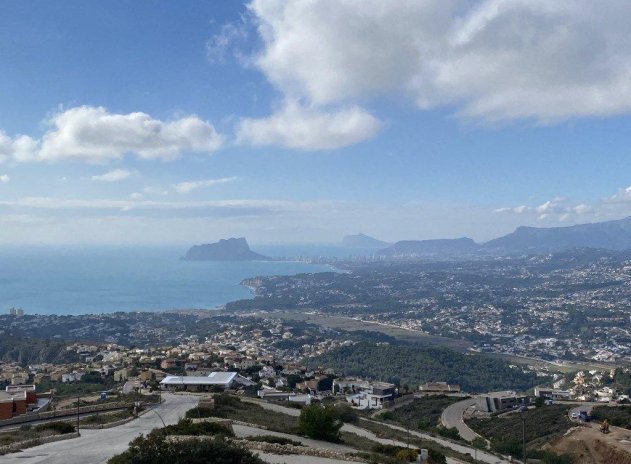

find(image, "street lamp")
[518,403,527,464]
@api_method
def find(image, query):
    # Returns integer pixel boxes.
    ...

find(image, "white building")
[160,371,254,391]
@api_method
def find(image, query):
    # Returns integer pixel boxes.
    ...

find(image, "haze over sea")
[0,245,364,315]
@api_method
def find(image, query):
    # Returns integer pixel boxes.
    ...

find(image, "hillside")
[308,342,540,392]
[0,336,79,366]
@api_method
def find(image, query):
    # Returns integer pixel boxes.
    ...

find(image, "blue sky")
[2,0,631,245]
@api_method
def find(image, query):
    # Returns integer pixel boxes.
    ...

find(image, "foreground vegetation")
[309,342,540,392]
[467,405,572,463]
[0,421,75,449]
[108,433,262,464]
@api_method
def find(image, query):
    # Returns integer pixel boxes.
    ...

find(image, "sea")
[0,245,375,316]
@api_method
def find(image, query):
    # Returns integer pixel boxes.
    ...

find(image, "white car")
[570,412,579,419]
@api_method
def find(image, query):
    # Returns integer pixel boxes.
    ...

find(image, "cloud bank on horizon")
[2,0,631,244]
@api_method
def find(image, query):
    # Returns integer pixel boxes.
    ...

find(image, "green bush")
[185,407,215,419]
[34,421,75,434]
[213,394,243,408]
[299,404,342,442]
[332,403,359,423]
[108,433,263,464]
[163,418,234,437]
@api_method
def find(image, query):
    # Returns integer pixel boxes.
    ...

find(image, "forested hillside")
[0,336,79,365]
[308,342,540,392]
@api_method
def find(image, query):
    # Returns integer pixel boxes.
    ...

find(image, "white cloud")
[91,169,132,182]
[206,20,249,63]
[236,100,380,150]
[143,186,169,196]
[173,176,239,194]
[129,192,144,201]
[248,0,631,123]
[2,106,224,163]
[0,174,9,183]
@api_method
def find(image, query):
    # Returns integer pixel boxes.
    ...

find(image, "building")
[418,382,461,394]
[0,385,37,420]
[334,379,396,410]
[159,371,254,392]
[476,391,528,413]
[534,387,571,400]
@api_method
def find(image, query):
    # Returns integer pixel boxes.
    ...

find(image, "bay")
[0,246,334,315]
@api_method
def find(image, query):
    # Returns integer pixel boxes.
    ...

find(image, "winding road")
[440,397,482,442]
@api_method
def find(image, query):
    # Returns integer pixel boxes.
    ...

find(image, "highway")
[1,392,198,464]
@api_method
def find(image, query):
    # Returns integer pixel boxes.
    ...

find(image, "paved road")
[2,393,198,464]
[441,398,481,442]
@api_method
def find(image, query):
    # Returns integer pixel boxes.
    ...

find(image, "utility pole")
[519,403,527,464]
[76,395,80,436]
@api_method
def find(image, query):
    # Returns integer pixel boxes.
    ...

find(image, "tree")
[534,396,546,408]
[299,404,342,442]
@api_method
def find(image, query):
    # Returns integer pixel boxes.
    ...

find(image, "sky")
[2,0,631,245]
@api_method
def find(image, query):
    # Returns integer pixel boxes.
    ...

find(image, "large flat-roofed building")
[476,391,528,413]
[160,371,253,391]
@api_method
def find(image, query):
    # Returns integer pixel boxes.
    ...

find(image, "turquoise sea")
[0,246,349,315]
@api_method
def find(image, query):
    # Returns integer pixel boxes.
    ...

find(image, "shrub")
[395,448,418,462]
[332,403,359,423]
[34,421,75,434]
[299,404,342,442]
[213,394,243,408]
[108,434,263,464]
[185,407,215,419]
[248,435,303,446]
[163,418,234,437]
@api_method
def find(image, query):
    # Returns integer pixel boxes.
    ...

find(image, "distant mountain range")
[183,237,270,261]
[374,216,631,258]
[376,237,480,258]
[483,216,631,253]
[341,233,390,248]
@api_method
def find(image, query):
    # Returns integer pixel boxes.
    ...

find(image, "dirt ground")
[549,423,631,463]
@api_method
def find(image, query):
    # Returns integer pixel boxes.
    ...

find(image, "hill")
[308,342,540,392]
[183,237,270,261]
[484,216,631,253]
[376,237,480,258]
[341,233,390,248]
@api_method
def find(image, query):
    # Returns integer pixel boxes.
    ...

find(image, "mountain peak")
[183,237,270,261]
[342,233,390,248]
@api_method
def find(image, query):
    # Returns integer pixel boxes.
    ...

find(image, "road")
[1,392,198,464]
[441,398,481,442]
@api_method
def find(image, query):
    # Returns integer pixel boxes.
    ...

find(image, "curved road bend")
[1,392,199,464]
[441,398,482,442]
